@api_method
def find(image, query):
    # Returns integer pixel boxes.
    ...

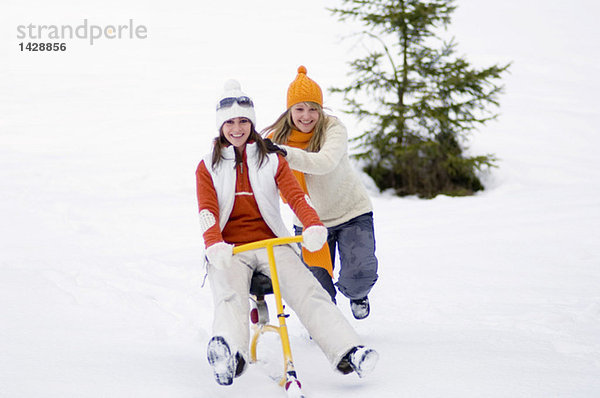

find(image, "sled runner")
[233,236,305,398]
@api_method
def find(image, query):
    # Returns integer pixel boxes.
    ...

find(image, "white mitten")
[302,225,328,252]
[206,241,234,270]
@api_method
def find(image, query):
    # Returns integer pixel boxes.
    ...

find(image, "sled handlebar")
[232,236,303,255]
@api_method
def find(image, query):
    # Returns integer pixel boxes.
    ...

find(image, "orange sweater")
[196,149,321,247]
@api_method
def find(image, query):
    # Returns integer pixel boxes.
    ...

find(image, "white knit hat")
[215,79,257,130]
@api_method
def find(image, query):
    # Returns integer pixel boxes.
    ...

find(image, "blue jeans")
[295,212,379,303]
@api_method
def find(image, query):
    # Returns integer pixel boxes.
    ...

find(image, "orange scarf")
[286,130,312,194]
[272,129,334,278]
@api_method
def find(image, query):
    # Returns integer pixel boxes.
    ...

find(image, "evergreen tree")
[330,0,510,198]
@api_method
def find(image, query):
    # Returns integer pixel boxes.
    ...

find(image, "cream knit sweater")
[282,117,373,228]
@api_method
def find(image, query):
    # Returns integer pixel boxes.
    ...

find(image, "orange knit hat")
[286,65,323,108]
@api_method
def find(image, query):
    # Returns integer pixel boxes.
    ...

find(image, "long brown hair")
[211,123,270,169]
[262,102,330,152]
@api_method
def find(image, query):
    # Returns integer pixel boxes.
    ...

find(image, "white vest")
[203,142,293,241]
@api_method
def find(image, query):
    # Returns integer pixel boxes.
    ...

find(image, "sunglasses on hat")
[216,96,254,110]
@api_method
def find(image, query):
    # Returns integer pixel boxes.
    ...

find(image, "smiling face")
[221,117,252,151]
[290,102,320,133]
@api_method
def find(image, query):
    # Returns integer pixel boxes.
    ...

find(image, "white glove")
[206,241,234,270]
[302,225,328,252]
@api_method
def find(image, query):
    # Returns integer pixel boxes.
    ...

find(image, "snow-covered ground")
[1,0,599,397]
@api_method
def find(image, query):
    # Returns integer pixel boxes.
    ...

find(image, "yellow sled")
[232,236,305,398]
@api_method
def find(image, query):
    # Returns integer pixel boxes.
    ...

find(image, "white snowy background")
[1,0,599,397]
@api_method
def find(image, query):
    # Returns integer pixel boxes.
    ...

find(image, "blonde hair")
[262,102,331,153]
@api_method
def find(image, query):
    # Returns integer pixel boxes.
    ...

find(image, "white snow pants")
[207,244,362,370]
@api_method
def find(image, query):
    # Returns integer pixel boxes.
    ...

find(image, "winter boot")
[337,346,379,378]
[350,297,370,320]
[207,336,237,386]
